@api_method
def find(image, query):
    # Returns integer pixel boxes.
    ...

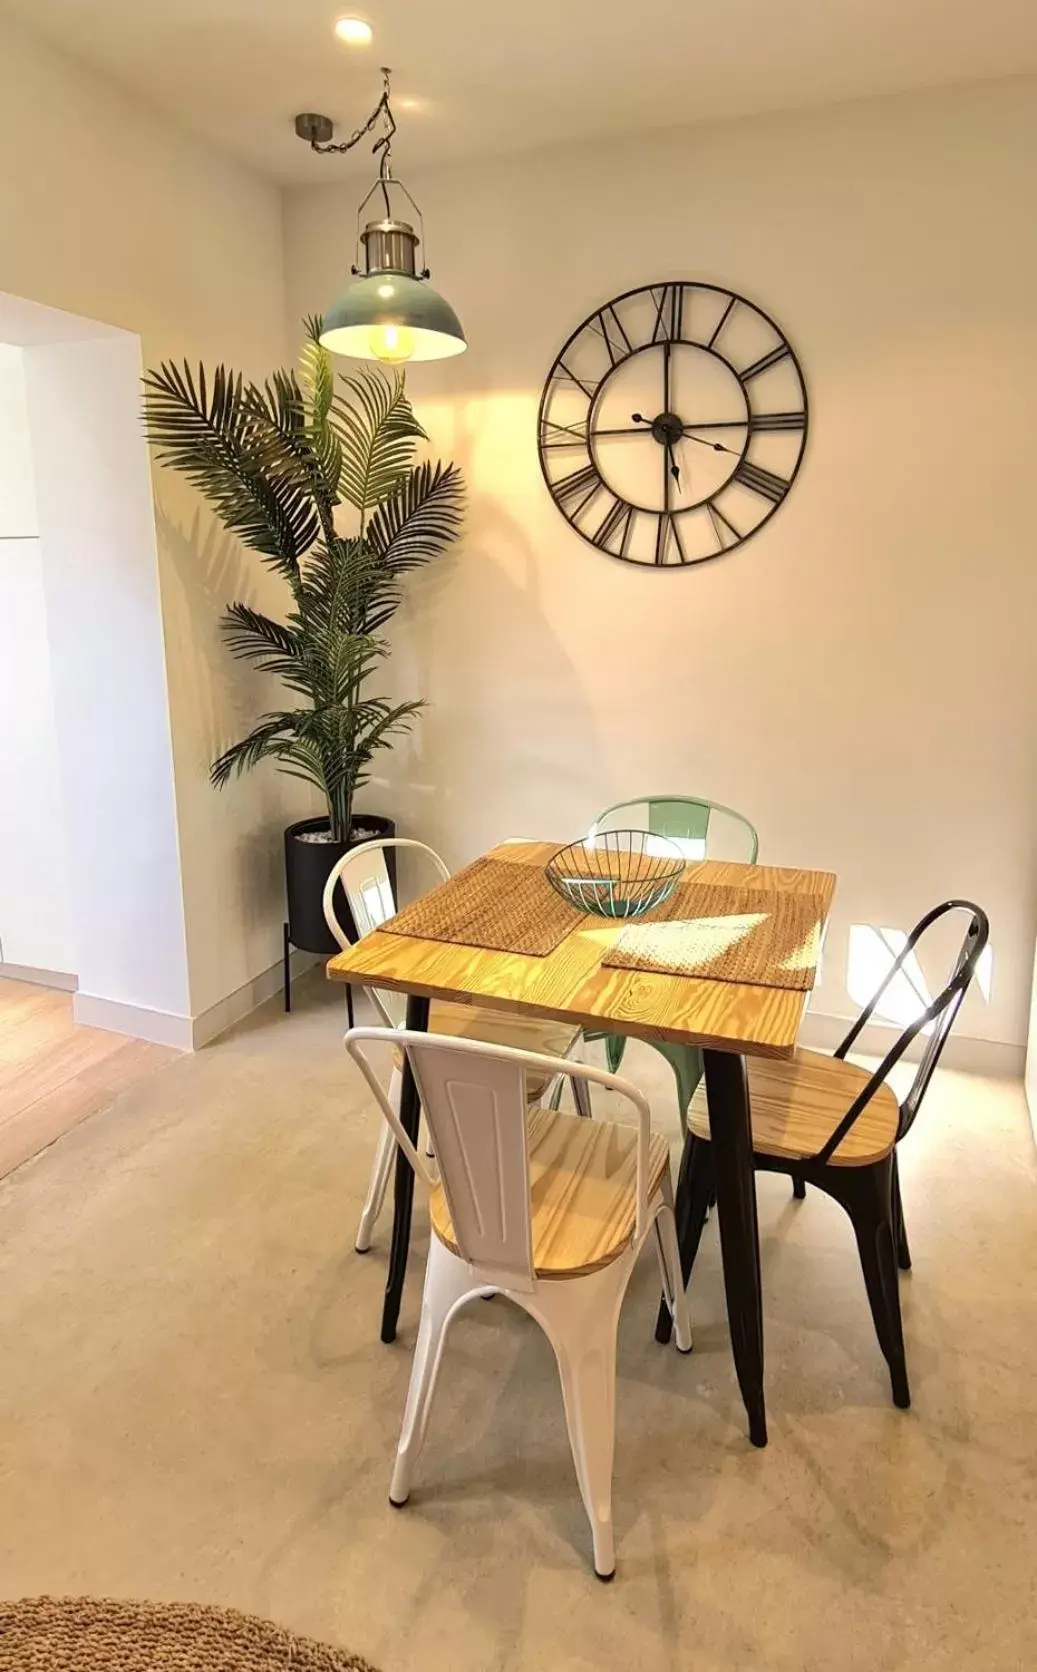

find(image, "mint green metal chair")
[585,796,759,1132]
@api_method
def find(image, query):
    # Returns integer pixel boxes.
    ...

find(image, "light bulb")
[367,323,416,364]
[334,18,372,45]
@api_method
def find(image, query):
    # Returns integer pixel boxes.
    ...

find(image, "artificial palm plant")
[143,319,463,843]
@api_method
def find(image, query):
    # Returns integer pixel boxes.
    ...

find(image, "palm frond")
[210,712,298,786]
[331,367,426,514]
[300,316,334,431]
[367,461,465,571]
[146,327,463,841]
[221,603,303,662]
[143,361,319,575]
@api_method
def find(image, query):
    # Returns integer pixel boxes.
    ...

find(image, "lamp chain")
[306,66,397,166]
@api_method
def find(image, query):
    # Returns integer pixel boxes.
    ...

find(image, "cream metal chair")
[324,837,589,1254]
[345,1027,692,1581]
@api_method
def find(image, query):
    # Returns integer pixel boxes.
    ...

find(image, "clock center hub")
[650,411,684,447]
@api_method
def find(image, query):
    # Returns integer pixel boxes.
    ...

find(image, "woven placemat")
[381,855,581,956]
[603,879,825,990]
[0,1598,379,1672]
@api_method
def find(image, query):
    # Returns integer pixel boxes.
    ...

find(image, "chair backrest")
[816,900,989,1162]
[589,796,759,863]
[323,838,450,1028]
[344,1029,653,1290]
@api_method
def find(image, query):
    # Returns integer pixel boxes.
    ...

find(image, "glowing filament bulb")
[367,323,416,364]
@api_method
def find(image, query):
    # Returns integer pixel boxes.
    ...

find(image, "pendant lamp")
[295,69,466,365]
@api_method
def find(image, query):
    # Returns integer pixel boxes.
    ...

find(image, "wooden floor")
[0,979,176,1181]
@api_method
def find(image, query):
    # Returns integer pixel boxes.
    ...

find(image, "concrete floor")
[0,970,1035,1672]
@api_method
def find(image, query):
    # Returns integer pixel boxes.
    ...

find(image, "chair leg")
[390,1240,485,1507]
[538,1261,628,1581]
[283,923,292,1013]
[355,1065,401,1253]
[654,1043,704,1137]
[834,1157,911,1410]
[656,1135,714,1344]
[792,1174,807,1200]
[604,1034,626,1075]
[892,1154,911,1271]
[571,1074,593,1119]
[652,1177,693,1353]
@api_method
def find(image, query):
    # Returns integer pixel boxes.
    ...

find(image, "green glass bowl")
[545,830,685,920]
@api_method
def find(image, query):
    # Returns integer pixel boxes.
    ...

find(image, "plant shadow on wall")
[152,501,291,953]
[152,501,255,765]
[143,318,464,956]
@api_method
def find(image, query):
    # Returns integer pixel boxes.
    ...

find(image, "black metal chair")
[656,900,990,1409]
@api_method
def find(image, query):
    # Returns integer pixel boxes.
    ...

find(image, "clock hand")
[681,427,742,456]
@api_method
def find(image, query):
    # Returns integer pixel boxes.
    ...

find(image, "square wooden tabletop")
[326,841,837,1059]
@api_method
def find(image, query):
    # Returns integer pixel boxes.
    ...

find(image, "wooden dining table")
[327,839,836,1449]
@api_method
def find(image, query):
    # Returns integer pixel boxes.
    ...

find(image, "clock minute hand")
[680,426,742,457]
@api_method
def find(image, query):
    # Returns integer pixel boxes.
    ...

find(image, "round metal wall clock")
[537,282,808,567]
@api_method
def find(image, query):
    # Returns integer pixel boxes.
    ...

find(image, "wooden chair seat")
[688,1048,900,1167]
[395,1002,580,1099]
[430,1106,671,1278]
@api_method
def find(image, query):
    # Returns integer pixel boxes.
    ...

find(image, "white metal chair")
[324,838,588,1254]
[345,1027,693,1581]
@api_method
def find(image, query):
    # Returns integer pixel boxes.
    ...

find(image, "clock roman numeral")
[651,284,685,344]
[592,304,633,366]
[740,344,791,382]
[552,358,597,398]
[707,294,738,348]
[731,460,790,504]
[748,409,806,433]
[594,497,634,558]
[707,500,741,549]
[552,463,601,514]
[654,512,688,565]
[540,417,589,450]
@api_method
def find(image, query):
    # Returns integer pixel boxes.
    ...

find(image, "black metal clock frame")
[537,281,809,568]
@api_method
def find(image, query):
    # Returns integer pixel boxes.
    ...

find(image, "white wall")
[0,12,300,1028]
[285,76,1037,1051]
[0,344,75,976]
[21,333,192,1029]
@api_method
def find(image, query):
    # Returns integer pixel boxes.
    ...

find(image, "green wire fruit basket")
[545,830,686,920]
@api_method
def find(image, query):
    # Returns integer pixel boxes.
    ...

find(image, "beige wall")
[0,12,300,1022]
[285,76,1037,1050]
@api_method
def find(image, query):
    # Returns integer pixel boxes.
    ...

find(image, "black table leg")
[703,1048,767,1448]
[380,993,430,1344]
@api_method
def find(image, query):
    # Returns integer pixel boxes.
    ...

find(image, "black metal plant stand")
[283,920,355,1026]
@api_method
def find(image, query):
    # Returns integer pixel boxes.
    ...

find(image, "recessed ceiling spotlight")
[334,17,372,46]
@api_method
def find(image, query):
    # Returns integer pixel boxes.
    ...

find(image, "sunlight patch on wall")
[847,922,992,1030]
[847,925,932,1028]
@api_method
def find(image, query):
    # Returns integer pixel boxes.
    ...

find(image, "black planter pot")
[283,813,396,1012]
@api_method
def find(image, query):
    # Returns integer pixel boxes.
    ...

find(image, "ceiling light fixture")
[294,67,466,365]
[334,17,373,46]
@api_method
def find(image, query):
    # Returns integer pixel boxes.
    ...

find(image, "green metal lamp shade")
[319,272,467,363]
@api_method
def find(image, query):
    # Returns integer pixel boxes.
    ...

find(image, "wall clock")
[537,282,808,567]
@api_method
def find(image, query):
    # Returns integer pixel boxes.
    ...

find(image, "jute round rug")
[0,1599,380,1672]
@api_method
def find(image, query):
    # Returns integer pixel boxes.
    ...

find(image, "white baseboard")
[191,949,319,1048]
[800,1009,1024,1078]
[72,950,320,1052]
[0,961,78,992]
[73,991,194,1050]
